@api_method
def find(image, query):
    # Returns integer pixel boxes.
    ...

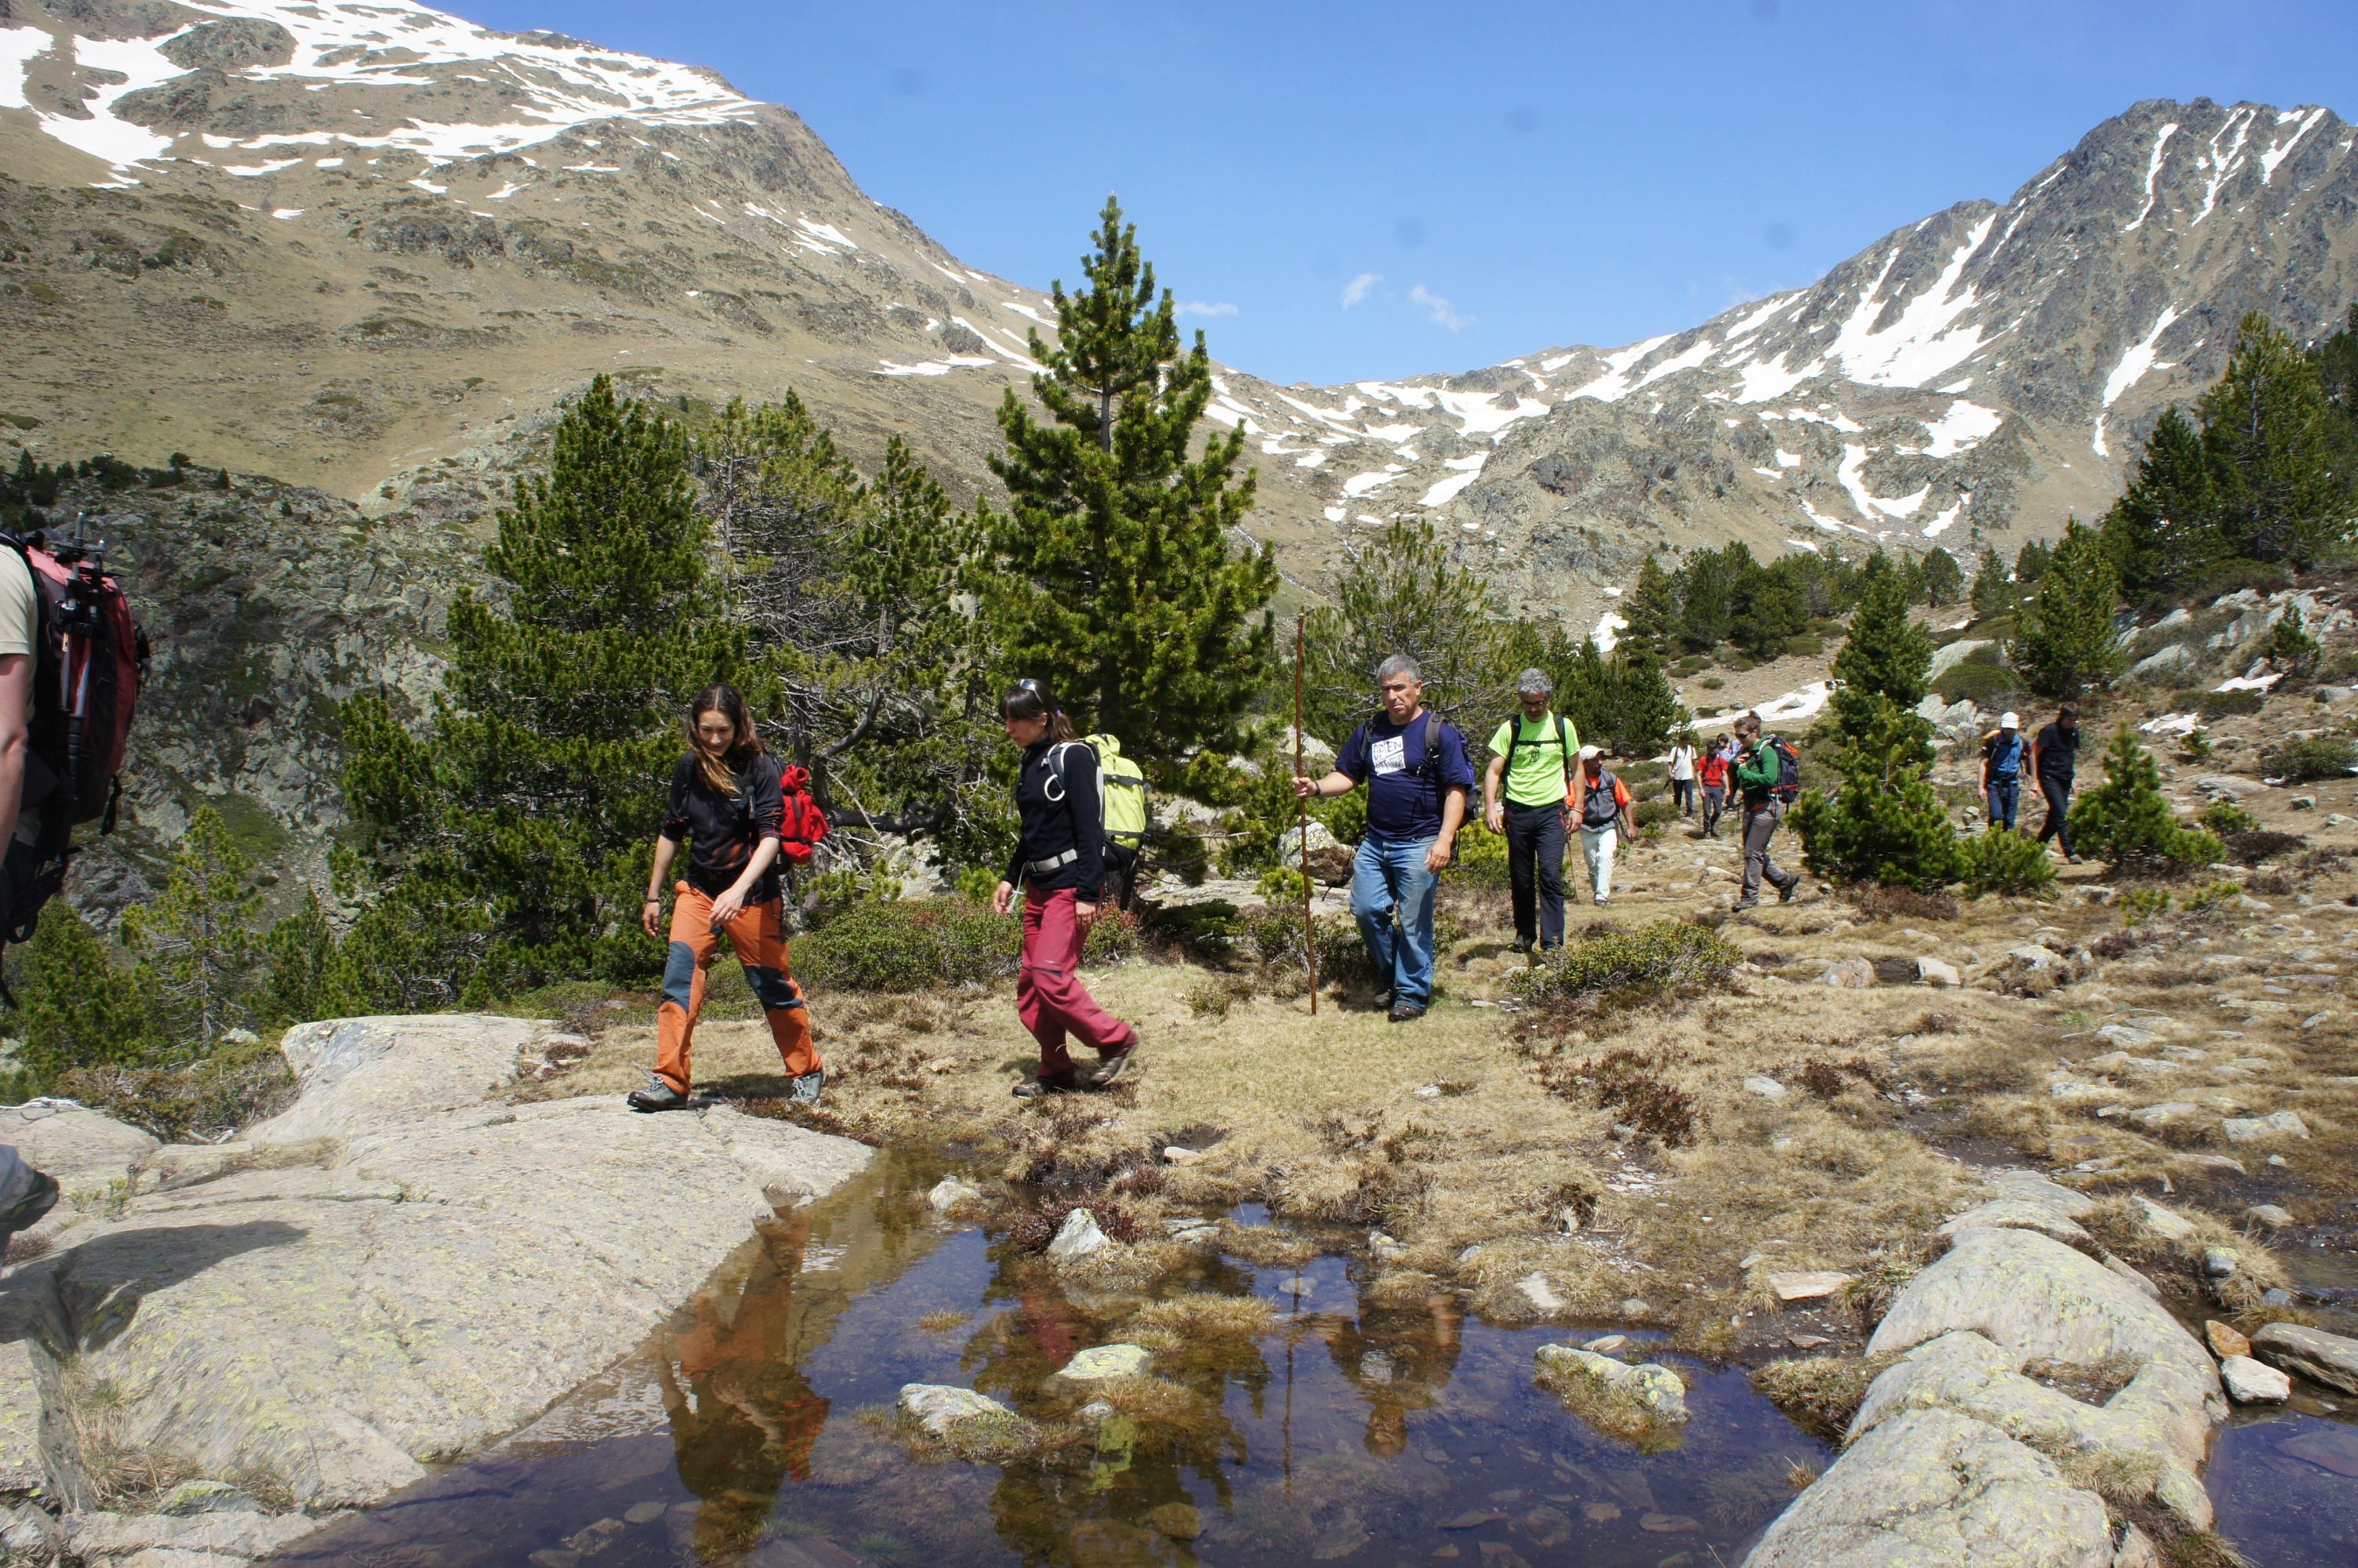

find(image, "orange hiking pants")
[656,883,819,1094]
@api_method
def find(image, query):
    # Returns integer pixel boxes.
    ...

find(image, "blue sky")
[467,0,2356,387]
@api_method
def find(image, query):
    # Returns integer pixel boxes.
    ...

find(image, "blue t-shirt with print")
[1336,712,1477,842]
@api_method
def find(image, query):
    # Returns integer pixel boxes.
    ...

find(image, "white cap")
[2000,711,2019,729]
[1578,744,1604,761]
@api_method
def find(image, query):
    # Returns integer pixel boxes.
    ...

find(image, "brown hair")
[688,684,763,795]
[2057,702,2080,722]
[1000,679,1076,744]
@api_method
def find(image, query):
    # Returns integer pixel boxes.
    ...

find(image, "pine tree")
[2014,539,2053,584]
[981,198,1277,757]
[1734,559,1809,655]
[2262,601,2321,680]
[2009,521,2122,699]
[121,807,264,1055]
[7,908,163,1086]
[340,375,740,995]
[2069,727,2224,872]
[1677,545,1740,652]
[1918,546,1964,608]
[1619,557,1682,663]
[1602,653,1688,756]
[1303,517,1521,746]
[255,891,345,1028]
[2098,405,2220,599]
[1793,560,1959,887]
[1969,546,2013,621]
[2199,311,2353,568]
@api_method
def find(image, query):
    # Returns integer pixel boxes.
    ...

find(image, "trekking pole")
[1295,613,1317,1015]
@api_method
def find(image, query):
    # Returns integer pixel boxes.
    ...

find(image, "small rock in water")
[1440,1510,1507,1530]
[1582,1502,1622,1523]
[899,1383,1015,1435]
[1582,1334,1630,1355]
[2222,1354,2292,1404]
[623,1501,666,1526]
[2253,1323,2358,1394]
[1360,1350,1396,1385]
[1766,1271,1853,1303]
[1054,1344,1152,1384]
[1143,1502,1201,1541]
[926,1176,983,1213]
[1277,1274,1317,1296]
[2279,1427,2358,1479]
[2246,1203,2295,1229]
[1047,1208,1111,1261]
[2206,1320,2253,1359]
[1639,1513,1701,1533]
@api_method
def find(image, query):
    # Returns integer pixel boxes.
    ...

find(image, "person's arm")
[1482,750,1507,832]
[1618,781,1635,840]
[1978,743,1990,790]
[1429,785,1467,873]
[995,793,1027,916]
[709,837,782,927]
[643,834,679,938]
[0,652,28,854]
[1066,745,1106,922]
[710,760,785,926]
[1297,726,1366,800]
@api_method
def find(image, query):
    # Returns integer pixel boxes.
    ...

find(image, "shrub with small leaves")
[2178,728,2215,760]
[2117,888,2171,924]
[1958,826,2057,897]
[1513,920,1738,1011]
[2263,733,2358,781]
[2069,727,2225,874]
[794,898,1019,992]
[2196,800,2260,836]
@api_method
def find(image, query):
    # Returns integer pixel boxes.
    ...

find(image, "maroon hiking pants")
[1019,887,1135,1084]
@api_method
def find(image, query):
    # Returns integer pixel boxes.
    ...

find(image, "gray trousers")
[1741,799,1798,900]
[0,1143,39,1214]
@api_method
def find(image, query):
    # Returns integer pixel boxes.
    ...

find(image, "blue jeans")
[1986,778,2019,831]
[1350,835,1438,1008]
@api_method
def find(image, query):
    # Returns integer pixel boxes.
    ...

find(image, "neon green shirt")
[1487,713,1580,807]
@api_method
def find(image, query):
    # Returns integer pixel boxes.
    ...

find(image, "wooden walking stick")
[1295,613,1318,1014]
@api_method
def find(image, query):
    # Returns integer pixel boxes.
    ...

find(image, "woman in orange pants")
[629,684,825,1112]
[991,679,1139,1098]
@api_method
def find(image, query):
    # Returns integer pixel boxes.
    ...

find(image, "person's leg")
[1350,837,1400,994]
[1017,891,1077,1086]
[2003,780,2020,830]
[1593,826,1619,902]
[1701,786,1720,839]
[1505,804,1539,949]
[0,1144,56,1250]
[2040,779,2076,855]
[725,897,820,1083]
[1534,805,1567,949]
[1390,837,1439,1011]
[655,886,721,1094]
[1026,888,1135,1061]
[1761,799,1798,892]
[1740,807,1771,901]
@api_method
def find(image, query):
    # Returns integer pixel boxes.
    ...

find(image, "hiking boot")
[2067,854,2084,865]
[1388,1003,1427,1023]
[627,1078,689,1112]
[1012,1075,1078,1100]
[1731,898,1760,913]
[790,1069,826,1105]
[1777,879,1800,904]
[0,1170,59,1251]
[1375,988,1394,1011]
[1090,1040,1138,1091]
[1510,938,1533,956]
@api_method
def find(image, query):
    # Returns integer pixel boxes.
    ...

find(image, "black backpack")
[1503,713,1573,791]
[1356,710,1445,780]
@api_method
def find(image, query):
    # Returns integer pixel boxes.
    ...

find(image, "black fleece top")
[662,752,785,901]
[1004,740,1105,899]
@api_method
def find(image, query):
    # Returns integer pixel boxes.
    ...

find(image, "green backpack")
[1045,734,1150,855]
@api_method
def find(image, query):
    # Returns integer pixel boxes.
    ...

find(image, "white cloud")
[1411,284,1471,331]
[1176,299,1237,318]
[1341,270,1381,309]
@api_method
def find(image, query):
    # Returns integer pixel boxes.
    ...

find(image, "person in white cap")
[1569,746,1634,906]
[1980,711,2026,832]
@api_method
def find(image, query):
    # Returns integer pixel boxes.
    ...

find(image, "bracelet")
[644,895,660,903]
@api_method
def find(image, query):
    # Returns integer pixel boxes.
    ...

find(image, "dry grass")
[1124,1292,1277,1347]
[1750,1352,1899,1439]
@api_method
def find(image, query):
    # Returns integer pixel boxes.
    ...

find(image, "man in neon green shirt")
[1481,668,1579,954]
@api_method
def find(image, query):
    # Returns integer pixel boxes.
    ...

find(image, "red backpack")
[1,526,150,945]
[776,763,829,866]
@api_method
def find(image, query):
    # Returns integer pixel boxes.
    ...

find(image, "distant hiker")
[2031,702,2084,862]
[992,680,1139,1098]
[1571,746,1636,906]
[1731,712,1801,911]
[1697,736,1732,840]
[1294,655,1475,1022]
[1481,667,1577,956]
[1666,738,1698,817]
[632,684,824,1112]
[1981,710,2026,832]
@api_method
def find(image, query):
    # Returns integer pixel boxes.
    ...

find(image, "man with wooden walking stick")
[1292,655,1473,1023]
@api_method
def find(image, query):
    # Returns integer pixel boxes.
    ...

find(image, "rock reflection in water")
[274,1149,1833,1568]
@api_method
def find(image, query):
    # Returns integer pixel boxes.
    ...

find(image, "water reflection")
[278,1149,1834,1568]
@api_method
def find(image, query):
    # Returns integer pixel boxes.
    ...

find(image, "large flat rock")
[1,1099,158,1214]
[2,1014,870,1510]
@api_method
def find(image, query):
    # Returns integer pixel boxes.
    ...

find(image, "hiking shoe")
[1012,1075,1078,1100]
[1387,1003,1427,1023]
[1777,880,1800,904]
[627,1079,689,1112]
[790,1069,826,1105]
[2067,854,2084,865]
[1091,1040,1138,1091]
[1731,898,1760,913]
[0,1170,59,1250]
[1375,988,1394,1011]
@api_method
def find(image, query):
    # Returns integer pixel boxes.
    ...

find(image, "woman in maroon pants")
[991,680,1139,1098]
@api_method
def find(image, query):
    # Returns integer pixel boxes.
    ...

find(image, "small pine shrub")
[2262,733,2358,781]
[1513,920,1738,1011]
[2117,888,2171,924]
[1959,827,2057,896]
[1450,820,1513,889]
[2178,728,2214,760]
[2196,800,2259,836]
[794,898,1019,992]
[1255,866,1310,904]
[1632,798,1679,831]
[2069,728,2225,874]
[2198,689,2265,720]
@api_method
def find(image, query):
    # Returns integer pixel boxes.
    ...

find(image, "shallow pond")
[274,1149,2356,1568]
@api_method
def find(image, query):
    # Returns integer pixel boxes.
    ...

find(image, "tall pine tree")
[1619,557,1682,663]
[2198,311,2353,568]
[121,807,264,1055]
[2098,405,2220,599]
[981,198,1277,757]
[2009,520,2122,699]
[340,375,739,995]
